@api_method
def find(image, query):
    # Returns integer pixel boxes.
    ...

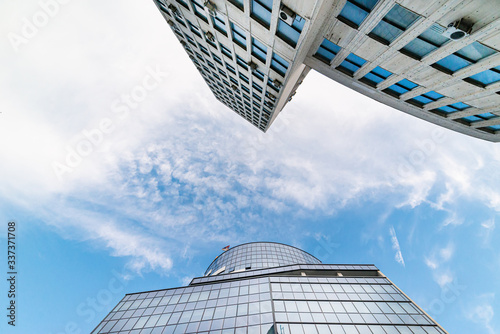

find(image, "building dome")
[204,242,321,276]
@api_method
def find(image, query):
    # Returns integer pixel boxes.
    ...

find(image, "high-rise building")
[154,0,500,142]
[91,242,448,334]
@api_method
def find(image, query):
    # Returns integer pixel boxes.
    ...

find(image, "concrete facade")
[155,0,500,141]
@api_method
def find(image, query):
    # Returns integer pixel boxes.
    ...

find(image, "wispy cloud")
[2,0,500,282]
[466,294,496,334]
[425,242,455,287]
[389,226,405,267]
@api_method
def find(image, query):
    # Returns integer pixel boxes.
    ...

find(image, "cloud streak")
[389,226,405,267]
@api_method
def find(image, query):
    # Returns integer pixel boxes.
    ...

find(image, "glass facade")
[92,242,447,334]
[205,242,321,276]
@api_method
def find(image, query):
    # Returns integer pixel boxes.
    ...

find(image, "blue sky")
[1,1,500,333]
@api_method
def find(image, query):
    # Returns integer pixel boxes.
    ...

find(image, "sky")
[1,0,500,333]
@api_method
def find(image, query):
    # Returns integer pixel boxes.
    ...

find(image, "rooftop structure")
[91,242,449,334]
[155,0,500,141]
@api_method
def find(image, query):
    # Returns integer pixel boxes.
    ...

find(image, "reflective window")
[176,0,189,10]
[361,66,393,86]
[337,53,367,76]
[276,13,306,48]
[251,0,273,28]
[434,102,470,114]
[434,42,497,74]
[220,43,232,59]
[338,0,379,28]
[271,53,289,77]
[212,12,227,35]
[384,78,418,97]
[460,113,498,124]
[228,0,244,10]
[400,24,449,59]
[187,20,202,38]
[231,22,247,49]
[239,72,249,84]
[252,38,268,64]
[236,55,248,70]
[190,0,207,22]
[369,4,420,45]
[253,69,265,81]
[409,91,444,107]
[315,38,341,64]
[465,65,500,87]
[226,63,236,74]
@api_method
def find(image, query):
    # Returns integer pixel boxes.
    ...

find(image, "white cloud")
[389,226,405,267]
[2,0,500,277]
[435,271,454,288]
[466,294,496,334]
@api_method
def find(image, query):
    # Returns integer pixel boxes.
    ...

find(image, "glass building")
[155,0,500,142]
[91,242,448,334]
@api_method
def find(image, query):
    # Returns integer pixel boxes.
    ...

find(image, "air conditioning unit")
[442,19,472,41]
[168,4,178,14]
[248,61,258,72]
[167,20,174,26]
[273,79,282,89]
[231,84,238,90]
[205,31,215,42]
[204,1,217,16]
[279,4,296,25]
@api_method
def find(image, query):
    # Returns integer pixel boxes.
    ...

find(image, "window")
[212,54,222,65]
[400,24,449,60]
[239,72,249,84]
[338,0,379,28]
[228,0,244,10]
[337,53,366,76]
[253,69,265,81]
[187,20,202,38]
[464,65,500,87]
[252,82,263,93]
[220,43,232,59]
[434,102,470,114]
[408,91,444,107]
[271,53,289,77]
[315,38,341,64]
[369,4,420,45]
[186,35,196,46]
[226,63,236,74]
[460,113,498,124]
[231,23,247,49]
[383,78,418,97]
[218,68,227,77]
[237,55,248,70]
[433,42,497,74]
[176,0,189,10]
[361,66,392,86]
[251,0,273,28]
[212,12,227,35]
[276,14,305,48]
[191,0,208,22]
[199,44,209,56]
[230,76,239,86]
[252,38,268,64]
